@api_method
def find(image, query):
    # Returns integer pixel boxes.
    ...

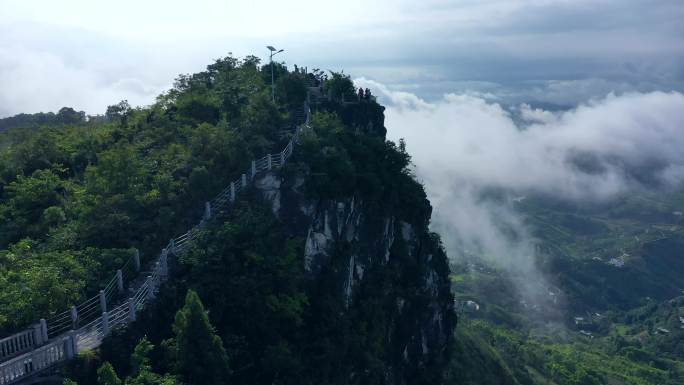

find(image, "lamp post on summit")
[267,45,284,102]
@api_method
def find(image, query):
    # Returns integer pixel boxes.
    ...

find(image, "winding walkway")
[0,105,311,385]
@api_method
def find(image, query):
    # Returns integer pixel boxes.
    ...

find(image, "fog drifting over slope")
[361,79,684,286]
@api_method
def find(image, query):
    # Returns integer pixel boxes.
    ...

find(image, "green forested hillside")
[0,54,454,385]
[448,193,684,385]
[0,55,291,333]
[7,49,681,385]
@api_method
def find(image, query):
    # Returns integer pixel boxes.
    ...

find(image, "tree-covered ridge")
[63,108,453,384]
[0,107,87,132]
[1,53,454,385]
[0,54,378,334]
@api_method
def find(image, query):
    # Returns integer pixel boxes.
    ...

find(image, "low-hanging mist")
[358,78,684,305]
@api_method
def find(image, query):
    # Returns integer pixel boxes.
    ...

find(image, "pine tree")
[131,336,154,376]
[131,336,154,374]
[97,362,122,385]
[127,337,181,385]
[172,290,230,385]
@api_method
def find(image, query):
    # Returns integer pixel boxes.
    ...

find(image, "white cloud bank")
[385,90,684,202]
[363,80,684,296]
[0,45,165,117]
[1,0,682,117]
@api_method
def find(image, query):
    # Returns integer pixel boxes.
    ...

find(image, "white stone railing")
[0,104,311,385]
[0,328,45,363]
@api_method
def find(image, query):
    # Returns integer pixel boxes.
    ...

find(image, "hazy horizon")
[3,1,684,303]
[2,0,683,117]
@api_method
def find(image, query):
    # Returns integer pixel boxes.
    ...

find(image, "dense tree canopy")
[0,54,303,333]
[171,290,230,385]
[0,53,447,385]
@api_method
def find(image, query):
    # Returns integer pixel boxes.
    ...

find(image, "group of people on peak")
[357,87,373,100]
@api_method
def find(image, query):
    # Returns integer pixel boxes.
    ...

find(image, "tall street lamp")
[267,45,284,102]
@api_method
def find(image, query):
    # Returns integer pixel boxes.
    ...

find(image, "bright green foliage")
[126,372,180,385]
[63,379,79,385]
[449,318,682,385]
[131,337,154,375]
[127,337,181,385]
[447,324,519,385]
[0,169,66,245]
[85,146,147,197]
[0,53,456,385]
[171,290,230,385]
[97,362,122,385]
[0,240,133,332]
[162,108,451,383]
[0,54,300,332]
[0,240,88,330]
[447,185,684,385]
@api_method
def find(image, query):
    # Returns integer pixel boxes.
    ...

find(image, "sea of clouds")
[357,78,684,304]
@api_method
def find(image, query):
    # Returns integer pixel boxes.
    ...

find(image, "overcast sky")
[3,0,684,298]
[1,0,683,116]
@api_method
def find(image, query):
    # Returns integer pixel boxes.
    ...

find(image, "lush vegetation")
[4,48,683,385]
[0,107,87,132]
[449,318,683,385]
[1,53,454,385]
[62,96,451,384]
[6,46,681,385]
[448,192,684,385]
[0,55,311,333]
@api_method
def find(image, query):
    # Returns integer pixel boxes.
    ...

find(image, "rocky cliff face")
[255,168,455,383]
